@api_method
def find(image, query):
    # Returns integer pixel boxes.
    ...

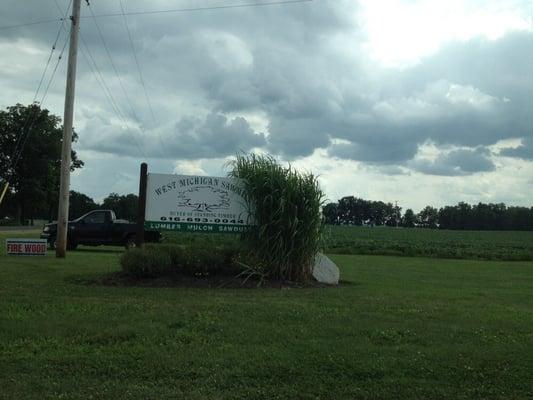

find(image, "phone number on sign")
[159,216,246,224]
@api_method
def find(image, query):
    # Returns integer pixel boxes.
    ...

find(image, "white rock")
[312,253,340,285]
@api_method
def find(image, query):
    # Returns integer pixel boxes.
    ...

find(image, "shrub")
[120,243,244,279]
[229,153,324,282]
[120,247,172,279]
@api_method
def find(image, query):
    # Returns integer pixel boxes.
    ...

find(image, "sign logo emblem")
[177,186,230,212]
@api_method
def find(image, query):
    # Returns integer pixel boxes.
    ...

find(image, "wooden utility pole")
[0,182,9,206]
[56,0,82,258]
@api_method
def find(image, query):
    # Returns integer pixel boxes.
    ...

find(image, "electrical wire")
[118,0,171,161]
[118,0,156,125]
[2,0,315,165]
[11,27,70,170]
[52,0,147,159]
[38,31,69,106]
[79,33,147,159]
[0,17,63,31]
[87,5,140,125]
[8,1,72,171]
[9,2,71,166]
[48,0,147,160]
[87,2,165,159]
[84,0,314,18]
[0,0,314,30]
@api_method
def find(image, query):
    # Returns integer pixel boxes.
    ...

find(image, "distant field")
[161,226,533,261]
[5,224,533,261]
[1,231,533,399]
[324,225,533,261]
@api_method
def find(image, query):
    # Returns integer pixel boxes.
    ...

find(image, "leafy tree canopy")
[0,103,83,223]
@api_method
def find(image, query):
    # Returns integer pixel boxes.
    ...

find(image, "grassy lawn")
[1,231,533,399]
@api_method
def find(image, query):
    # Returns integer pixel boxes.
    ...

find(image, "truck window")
[84,211,106,224]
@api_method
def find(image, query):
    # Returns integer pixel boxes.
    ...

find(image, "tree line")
[323,196,533,231]
[2,190,138,225]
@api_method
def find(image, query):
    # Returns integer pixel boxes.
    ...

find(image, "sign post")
[136,162,148,247]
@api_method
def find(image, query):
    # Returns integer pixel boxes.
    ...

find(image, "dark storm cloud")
[409,147,496,176]
[500,137,533,160]
[84,112,265,159]
[267,32,533,162]
[329,140,419,164]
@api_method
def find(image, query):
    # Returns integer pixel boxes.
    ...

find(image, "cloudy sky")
[1,0,533,211]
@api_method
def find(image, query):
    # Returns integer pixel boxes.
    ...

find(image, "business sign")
[144,173,254,233]
[6,238,47,256]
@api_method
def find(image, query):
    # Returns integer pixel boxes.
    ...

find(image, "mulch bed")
[70,271,343,289]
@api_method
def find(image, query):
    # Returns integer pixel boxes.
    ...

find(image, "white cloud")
[359,0,533,68]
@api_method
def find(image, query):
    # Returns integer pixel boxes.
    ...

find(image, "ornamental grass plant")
[229,153,325,282]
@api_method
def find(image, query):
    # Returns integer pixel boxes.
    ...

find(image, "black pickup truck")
[40,210,160,250]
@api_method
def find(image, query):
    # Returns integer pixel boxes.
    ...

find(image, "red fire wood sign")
[6,239,47,256]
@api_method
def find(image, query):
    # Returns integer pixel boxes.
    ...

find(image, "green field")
[1,230,533,399]
[324,225,533,261]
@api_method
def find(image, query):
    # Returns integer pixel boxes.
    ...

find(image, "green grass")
[1,231,533,399]
[324,225,533,261]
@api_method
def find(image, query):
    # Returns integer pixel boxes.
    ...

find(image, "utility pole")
[56,0,82,258]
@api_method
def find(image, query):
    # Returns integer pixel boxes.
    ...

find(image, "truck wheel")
[49,238,77,251]
[125,235,137,250]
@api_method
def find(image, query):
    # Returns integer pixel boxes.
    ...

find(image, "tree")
[102,193,138,221]
[322,202,339,224]
[68,191,98,220]
[402,208,416,227]
[0,103,83,224]
[418,206,439,228]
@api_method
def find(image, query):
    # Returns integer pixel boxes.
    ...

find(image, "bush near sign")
[144,173,254,233]
[6,239,47,256]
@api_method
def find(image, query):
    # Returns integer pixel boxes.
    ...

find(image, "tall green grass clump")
[229,153,324,282]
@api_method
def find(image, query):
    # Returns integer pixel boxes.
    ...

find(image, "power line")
[79,33,147,159]
[0,0,314,30]
[12,28,70,170]
[87,2,164,159]
[87,4,141,124]
[85,0,314,19]
[53,0,134,147]
[52,0,147,159]
[38,31,69,105]
[52,0,153,161]
[118,0,156,125]
[0,18,62,31]
[9,1,72,171]
[118,0,170,162]
[32,2,71,104]
[9,2,71,165]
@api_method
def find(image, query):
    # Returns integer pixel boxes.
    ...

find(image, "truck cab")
[41,210,160,250]
[73,210,118,244]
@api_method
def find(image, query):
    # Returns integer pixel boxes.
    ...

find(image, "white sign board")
[6,238,47,256]
[145,173,254,233]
